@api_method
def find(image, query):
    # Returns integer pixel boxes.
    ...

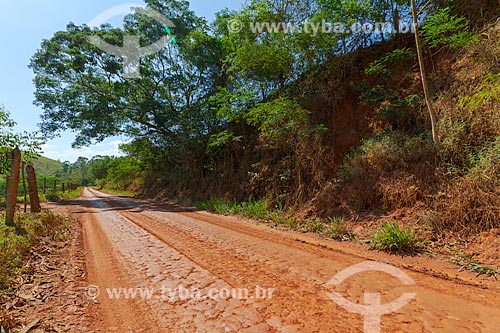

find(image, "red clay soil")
[36,188,499,332]
[465,228,500,270]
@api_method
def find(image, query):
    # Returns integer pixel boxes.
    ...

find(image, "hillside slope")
[0,155,63,196]
[32,156,63,177]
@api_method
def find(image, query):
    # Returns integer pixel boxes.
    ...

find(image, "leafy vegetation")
[0,106,43,174]
[421,8,478,49]
[364,48,414,77]
[198,199,270,220]
[0,211,69,286]
[370,221,419,255]
[452,252,500,278]
[326,217,355,241]
[44,188,83,202]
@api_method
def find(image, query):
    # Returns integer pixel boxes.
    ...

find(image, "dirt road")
[59,188,500,332]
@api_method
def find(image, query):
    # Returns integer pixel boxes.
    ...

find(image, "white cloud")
[41,137,129,162]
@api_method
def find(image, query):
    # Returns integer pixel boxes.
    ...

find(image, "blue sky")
[0,0,242,162]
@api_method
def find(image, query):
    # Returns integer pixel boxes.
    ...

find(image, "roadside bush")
[237,200,269,220]
[45,191,61,202]
[105,157,144,191]
[270,211,298,229]
[43,188,81,202]
[198,199,271,220]
[198,198,235,215]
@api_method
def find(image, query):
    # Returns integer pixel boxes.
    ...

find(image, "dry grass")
[435,140,500,235]
[341,131,437,212]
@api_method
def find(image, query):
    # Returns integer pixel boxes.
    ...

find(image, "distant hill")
[0,156,63,197]
[31,156,63,177]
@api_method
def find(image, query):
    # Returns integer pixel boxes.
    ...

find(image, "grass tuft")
[370,221,419,255]
[326,217,355,241]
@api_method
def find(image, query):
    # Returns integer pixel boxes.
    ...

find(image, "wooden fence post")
[5,148,21,226]
[21,161,27,213]
[26,165,41,213]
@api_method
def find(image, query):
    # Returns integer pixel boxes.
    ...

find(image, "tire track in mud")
[81,190,283,332]
[90,190,360,332]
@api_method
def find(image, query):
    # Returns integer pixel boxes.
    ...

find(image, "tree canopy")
[30,0,489,201]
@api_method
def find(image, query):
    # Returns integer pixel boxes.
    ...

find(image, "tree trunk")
[411,0,441,150]
[53,180,57,192]
[26,165,41,213]
[43,177,46,194]
[21,161,27,213]
[62,182,65,193]
[5,148,21,226]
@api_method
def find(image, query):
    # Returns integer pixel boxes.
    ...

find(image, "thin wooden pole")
[411,0,441,149]
[21,161,27,213]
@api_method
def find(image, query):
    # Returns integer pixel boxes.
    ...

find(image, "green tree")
[30,1,222,149]
[0,105,43,175]
[89,155,114,181]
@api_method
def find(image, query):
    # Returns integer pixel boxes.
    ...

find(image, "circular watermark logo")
[84,284,101,300]
[87,3,176,79]
[227,19,244,34]
[325,261,417,333]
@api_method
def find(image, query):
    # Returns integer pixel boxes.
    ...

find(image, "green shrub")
[370,221,418,254]
[421,8,478,49]
[237,200,269,219]
[460,73,500,110]
[437,139,500,235]
[342,131,434,179]
[364,48,413,77]
[199,198,235,215]
[269,211,298,229]
[245,97,310,148]
[0,224,30,286]
[45,191,61,202]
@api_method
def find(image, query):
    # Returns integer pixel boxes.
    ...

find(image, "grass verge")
[95,187,137,197]
[196,199,355,241]
[44,187,83,202]
[0,211,69,288]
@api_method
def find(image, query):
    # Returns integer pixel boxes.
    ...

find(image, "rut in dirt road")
[61,188,500,332]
